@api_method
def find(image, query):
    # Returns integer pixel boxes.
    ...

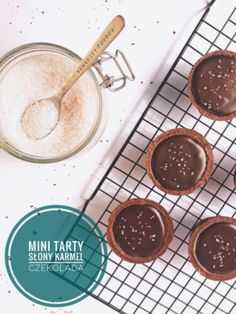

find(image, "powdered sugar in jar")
[0,43,105,162]
[0,43,134,163]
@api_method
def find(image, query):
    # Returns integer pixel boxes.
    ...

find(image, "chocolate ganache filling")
[192,54,236,116]
[195,222,236,275]
[113,204,164,257]
[151,135,207,191]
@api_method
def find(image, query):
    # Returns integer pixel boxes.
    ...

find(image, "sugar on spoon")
[22,15,125,140]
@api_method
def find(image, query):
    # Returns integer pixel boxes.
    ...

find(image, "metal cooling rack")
[60,1,236,313]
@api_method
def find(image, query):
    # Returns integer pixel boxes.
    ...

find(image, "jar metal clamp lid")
[93,49,135,92]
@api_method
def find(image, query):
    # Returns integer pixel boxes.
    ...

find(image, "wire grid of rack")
[58,1,236,313]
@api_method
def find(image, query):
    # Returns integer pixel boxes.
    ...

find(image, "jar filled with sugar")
[0,43,134,162]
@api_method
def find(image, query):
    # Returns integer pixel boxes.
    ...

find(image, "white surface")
[0,0,228,313]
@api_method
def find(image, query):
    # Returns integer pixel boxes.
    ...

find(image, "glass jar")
[0,43,134,163]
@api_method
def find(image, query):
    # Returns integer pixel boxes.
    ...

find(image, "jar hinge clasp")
[93,49,135,92]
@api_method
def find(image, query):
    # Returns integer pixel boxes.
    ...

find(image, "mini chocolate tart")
[187,50,236,120]
[189,216,236,281]
[107,198,174,263]
[146,128,214,195]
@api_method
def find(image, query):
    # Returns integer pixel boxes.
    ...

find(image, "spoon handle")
[60,15,125,96]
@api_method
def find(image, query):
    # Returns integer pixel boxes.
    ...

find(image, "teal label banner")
[5,205,107,307]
